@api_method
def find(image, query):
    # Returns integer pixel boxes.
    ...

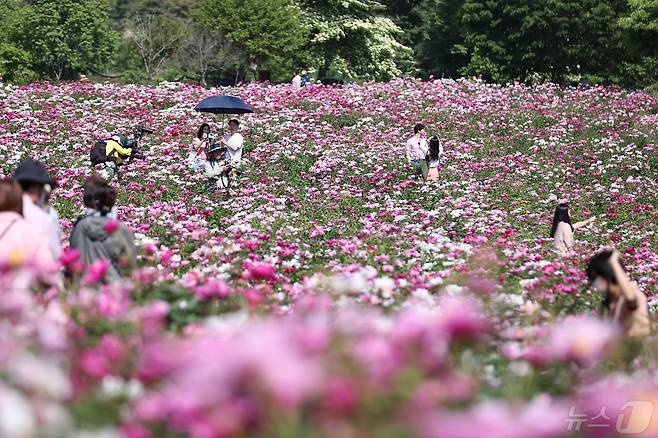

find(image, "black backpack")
[90,140,116,166]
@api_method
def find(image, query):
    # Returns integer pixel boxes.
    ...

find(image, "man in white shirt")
[405,123,429,180]
[220,119,244,167]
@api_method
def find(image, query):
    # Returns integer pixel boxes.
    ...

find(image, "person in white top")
[426,137,444,181]
[219,119,244,167]
[405,123,429,180]
[292,73,302,89]
[550,202,597,255]
[188,123,210,171]
[204,144,225,193]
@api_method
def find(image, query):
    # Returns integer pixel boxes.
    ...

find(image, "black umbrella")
[194,95,253,136]
[194,95,254,114]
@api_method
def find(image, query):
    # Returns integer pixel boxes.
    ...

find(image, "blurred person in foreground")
[0,179,58,284]
[587,248,650,337]
[13,159,62,259]
[70,175,136,283]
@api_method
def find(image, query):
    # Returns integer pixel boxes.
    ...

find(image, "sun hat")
[208,143,224,153]
[13,159,56,185]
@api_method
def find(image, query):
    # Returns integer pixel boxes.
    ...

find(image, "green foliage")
[458,0,629,83]
[0,0,656,89]
[0,0,37,83]
[13,0,118,80]
[127,13,189,81]
[300,0,412,80]
[619,0,658,55]
[198,0,307,72]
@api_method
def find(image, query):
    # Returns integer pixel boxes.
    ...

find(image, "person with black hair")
[426,137,444,181]
[405,123,428,180]
[219,119,244,168]
[188,123,211,171]
[12,159,62,259]
[204,144,225,193]
[70,175,136,283]
[550,202,597,255]
[587,249,650,337]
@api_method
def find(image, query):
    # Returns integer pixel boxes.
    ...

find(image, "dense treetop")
[0,0,656,89]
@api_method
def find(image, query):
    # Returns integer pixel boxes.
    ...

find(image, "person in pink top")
[550,202,597,255]
[12,159,62,260]
[405,123,429,180]
[0,179,57,282]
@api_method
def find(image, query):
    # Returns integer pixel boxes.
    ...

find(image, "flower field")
[0,78,657,437]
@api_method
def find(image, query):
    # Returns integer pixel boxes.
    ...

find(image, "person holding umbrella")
[219,119,244,168]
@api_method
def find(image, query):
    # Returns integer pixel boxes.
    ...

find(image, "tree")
[14,0,117,80]
[129,14,188,81]
[0,0,36,83]
[300,0,412,80]
[197,0,307,78]
[108,0,196,24]
[413,0,469,78]
[177,24,244,87]
[619,0,658,55]
[458,0,628,83]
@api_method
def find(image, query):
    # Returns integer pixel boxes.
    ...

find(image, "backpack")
[90,140,115,166]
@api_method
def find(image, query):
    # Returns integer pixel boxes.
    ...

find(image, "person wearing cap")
[204,143,226,193]
[13,159,62,259]
[99,134,135,181]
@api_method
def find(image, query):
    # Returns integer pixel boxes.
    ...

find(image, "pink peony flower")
[82,259,111,285]
[245,262,277,281]
[103,219,119,234]
[193,280,231,300]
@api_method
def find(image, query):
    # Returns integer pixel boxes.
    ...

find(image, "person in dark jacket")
[70,175,136,282]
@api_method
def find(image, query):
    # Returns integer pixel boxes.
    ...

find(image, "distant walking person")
[550,202,597,255]
[13,159,62,259]
[292,72,302,89]
[426,137,444,181]
[406,123,428,180]
[70,176,136,283]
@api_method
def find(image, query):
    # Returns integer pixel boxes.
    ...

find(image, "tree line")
[0,0,656,89]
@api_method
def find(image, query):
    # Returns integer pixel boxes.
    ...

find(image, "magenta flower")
[82,259,111,285]
[103,219,119,234]
[436,295,491,341]
[193,279,231,300]
[245,262,277,281]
